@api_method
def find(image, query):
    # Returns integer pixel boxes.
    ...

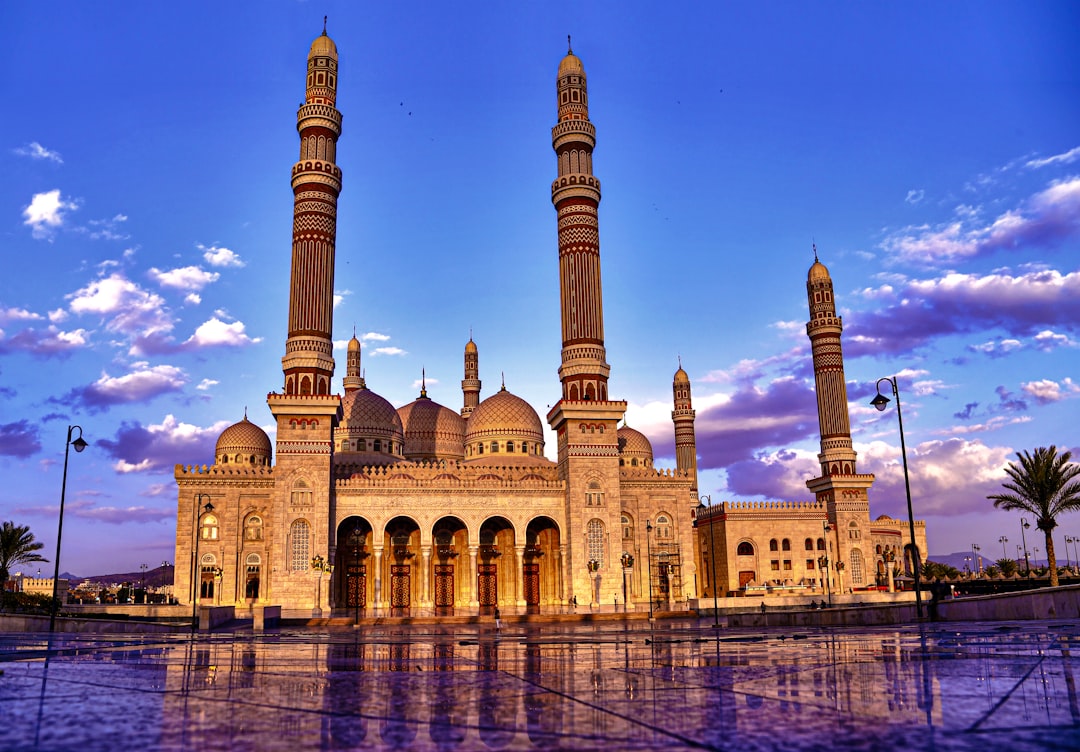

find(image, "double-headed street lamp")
[1066,535,1079,571]
[695,496,720,629]
[646,519,654,622]
[971,544,981,576]
[871,377,923,620]
[1020,519,1032,574]
[191,494,214,633]
[49,425,88,633]
[998,536,1009,561]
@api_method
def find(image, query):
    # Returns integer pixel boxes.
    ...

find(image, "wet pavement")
[2,619,1079,751]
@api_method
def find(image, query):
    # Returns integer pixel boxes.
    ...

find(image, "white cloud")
[969,338,1023,357]
[361,332,391,342]
[184,293,201,305]
[1025,146,1080,169]
[1033,330,1077,351]
[905,189,925,205]
[148,265,220,291]
[196,378,219,391]
[183,317,262,348]
[14,142,63,164]
[48,308,68,323]
[935,415,1032,435]
[370,346,406,356]
[333,289,351,308]
[1020,378,1080,405]
[67,273,173,339]
[82,363,188,406]
[199,244,245,267]
[23,189,79,240]
[0,307,43,323]
[412,377,439,390]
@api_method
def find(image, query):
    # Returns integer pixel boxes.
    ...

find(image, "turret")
[672,360,698,495]
[461,337,481,418]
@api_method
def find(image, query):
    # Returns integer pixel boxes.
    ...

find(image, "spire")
[567,34,573,54]
[462,333,481,417]
[323,15,328,35]
[419,368,428,399]
[813,242,818,262]
[500,371,506,391]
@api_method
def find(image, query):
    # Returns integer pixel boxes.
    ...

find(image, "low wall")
[936,584,1080,621]
[254,606,281,631]
[0,613,179,634]
[66,603,190,620]
[199,606,235,631]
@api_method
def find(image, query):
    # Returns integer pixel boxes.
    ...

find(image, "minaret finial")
[813,240,818,262]
[420,368,428,398]
[678,354,682,369]
[244,406,248,420]
[323,16,328,35]
[501,371,506,391]
[567,34,572,54]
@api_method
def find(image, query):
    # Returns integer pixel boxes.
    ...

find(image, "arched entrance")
[335,516,372,616]
[384,516,420,615]
[525,516,560,613]
[432,516,466,616]
[477,517,514,614]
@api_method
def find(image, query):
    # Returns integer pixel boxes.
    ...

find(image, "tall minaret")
[550,37,610,403]
[804,250,873,581]
[461,337,481,418]
[545,40,625,607]
[672,361,698,496]
[343,333,364,392]
[281,24,343,397]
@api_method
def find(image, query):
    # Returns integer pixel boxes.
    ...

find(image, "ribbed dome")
[466,388,544,442]
[808,259,831,282]
[341,388,403,437]
[398,397,465,461]
[309,31,337,59]
[674,366,690,384]
[216,416,271,467]
[618,426,653,467]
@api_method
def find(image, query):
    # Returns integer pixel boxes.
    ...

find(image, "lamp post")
[161,560,170,604]
[695,496,720,629]
[353,524,363,626]
[998,536,1008,561]
[1020,519,1031,575]
[821,520,832,607]
[140,563,147,601]
[1066,536,1079,571]
[971,544,981,576]
[646,520,654,622]
[871,377,923,620]
[191,494,214,633]
[49,425,88,633]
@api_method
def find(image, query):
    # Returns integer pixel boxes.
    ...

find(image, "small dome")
[310,31,338,60]
[398,396,465,461]
[618,426,653,467]
[347,335,360,352]
[808,259,831,282]
[674,366,690,384]
[559,52,585,78]
[465,338,478,354]
[216,416,271,466]
[464,387,546,463]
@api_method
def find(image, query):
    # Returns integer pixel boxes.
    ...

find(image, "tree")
[0,521,48,586]
[995,558,1019,577]
[922,560,959,579]
[989,446,1080,587]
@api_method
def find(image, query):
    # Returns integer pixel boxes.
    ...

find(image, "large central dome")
[397,395,465,462]
[336,387,404,461]
[464,386,547,463]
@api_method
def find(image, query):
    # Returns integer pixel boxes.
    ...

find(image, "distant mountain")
[77,565,174,588]
[931,551,1044,572]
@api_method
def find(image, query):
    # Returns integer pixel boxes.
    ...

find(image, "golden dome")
[618,425,653,466]
[347,335,360,352]
[341,388,403,438]
[465,338,478,354]
[674,366,690,383]
[216,416,271,466]
[559,52,585,78]
[398,397,465,461]
[808,259,831,282]
[466,388,544,442]
[309,31,338,60]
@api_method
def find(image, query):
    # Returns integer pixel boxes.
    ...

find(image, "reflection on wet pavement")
[2,620,1079,750]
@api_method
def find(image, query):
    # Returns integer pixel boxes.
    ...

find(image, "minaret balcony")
[552,120,596,150]
[296,104,342,135]
[552,176,601,204]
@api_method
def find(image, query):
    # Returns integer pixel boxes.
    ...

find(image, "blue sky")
[2,1,1079,576]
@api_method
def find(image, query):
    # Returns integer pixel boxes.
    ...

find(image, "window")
[769,539,779,552]
[358,439,366,451]
[736,541,754,556]
[851,549,864,585]
[806,559,816,570]
[491,441,499,453]
[374,440,382,452]
[656,514,672,540]
[291,520,310,571]
[770,560,780,571]
[291,480,312,507]
[805,538,814,551]
[245,515,263,541]
[201,514,218,541]
[521,442,528,454]
[587,519,604,564]
[783,560,792,571]
[507,441,515,453]
[622,514,633,540]
[782,539,791,551]
[245,553,261,599]
[816,538,826,551]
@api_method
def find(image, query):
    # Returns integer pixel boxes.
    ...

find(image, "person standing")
[494,606,502,631]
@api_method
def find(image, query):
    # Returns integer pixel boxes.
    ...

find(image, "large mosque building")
[173,28,925,617]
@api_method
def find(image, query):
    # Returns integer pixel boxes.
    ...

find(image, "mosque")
[173,27,925,617]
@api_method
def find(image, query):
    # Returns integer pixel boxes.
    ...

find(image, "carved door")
[477,564,497,611]
[738,570,756,589]
[391,564,410,609]
[523,563,540,607]
[435,565,454,610]
[346,564,366,609]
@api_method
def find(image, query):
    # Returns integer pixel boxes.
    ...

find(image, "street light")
[998,536,1008,561]
[871,377,923,620]
[49,425,88,633]
[1066,536,1079,571]
[971,544,981,576]
[695,496,720,629]
[161,561,170,604]
[191,494,214,633]
[821,520,833,606]
[353,523,363,626]
[646,520,654,622]
[1020,519,1031,575]
[140,563,147,600]
[1064,535,1074,570]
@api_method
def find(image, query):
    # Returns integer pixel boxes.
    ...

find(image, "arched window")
[244,515,263,541]
[621,514,633,540]
[245,553,261,599]
[769,539,779,552]
[816,538,826,551]
[781,539,791,551]
[290,520,310,571]
[491,441,499,453]
[850,549,865,585]
[521,442,528,454]
[586,519,604,564]
[804,538,814,551]
[201,514,218,541]
[507,441,515,453]
[656,514,672,540]
[737,541,754,556]
[199,553,217,599]
[290,480,312,507]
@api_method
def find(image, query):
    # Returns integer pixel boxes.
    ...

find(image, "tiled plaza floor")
[2,619,1079,751]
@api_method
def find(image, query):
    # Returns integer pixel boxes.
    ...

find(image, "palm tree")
[0,521,49,585]
[988,446,1080,587]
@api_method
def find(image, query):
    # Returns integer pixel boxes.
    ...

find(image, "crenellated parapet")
[335,459,563,490]
[720,499,827,520]
[175,463,275,481]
